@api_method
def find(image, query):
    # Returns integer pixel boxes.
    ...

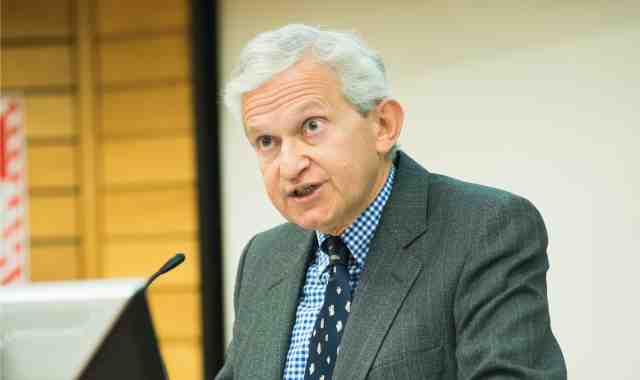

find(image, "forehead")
[242,59,343,127]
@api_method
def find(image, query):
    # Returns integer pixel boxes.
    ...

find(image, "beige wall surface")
[220,1,640,379]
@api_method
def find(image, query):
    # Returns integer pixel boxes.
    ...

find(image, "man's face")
[242,58,391,234]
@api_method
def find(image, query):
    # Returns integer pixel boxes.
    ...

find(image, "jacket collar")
[332,150,431,380]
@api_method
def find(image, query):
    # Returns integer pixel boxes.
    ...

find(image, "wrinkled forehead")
[241,59,342,126]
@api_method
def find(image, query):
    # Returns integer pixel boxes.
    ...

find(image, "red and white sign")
[1,97,29,285]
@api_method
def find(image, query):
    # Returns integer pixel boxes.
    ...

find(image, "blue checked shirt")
[282,165,396,380]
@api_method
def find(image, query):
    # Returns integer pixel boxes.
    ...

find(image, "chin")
[289,218,323,231]
[288,212,331,232]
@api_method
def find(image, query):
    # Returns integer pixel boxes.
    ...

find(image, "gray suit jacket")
[216,151,566,380]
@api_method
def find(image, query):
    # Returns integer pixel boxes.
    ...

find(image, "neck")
[324,160,393,236]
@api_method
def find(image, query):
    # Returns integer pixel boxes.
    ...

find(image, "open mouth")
[291,183,322,199]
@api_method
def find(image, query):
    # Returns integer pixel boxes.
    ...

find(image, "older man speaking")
[216,24,566,380]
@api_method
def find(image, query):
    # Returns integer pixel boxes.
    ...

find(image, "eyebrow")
[244,124,265,141]
[245,99,329,137]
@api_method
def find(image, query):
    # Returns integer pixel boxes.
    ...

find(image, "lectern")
[0,278,167,380]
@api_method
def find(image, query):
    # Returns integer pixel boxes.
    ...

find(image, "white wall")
[220,1,640,378]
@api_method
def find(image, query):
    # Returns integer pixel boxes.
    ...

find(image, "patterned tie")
[304,236,353,380]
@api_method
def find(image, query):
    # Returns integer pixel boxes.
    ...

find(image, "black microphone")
[145,253,186,288]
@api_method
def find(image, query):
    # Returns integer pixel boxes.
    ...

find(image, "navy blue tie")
[304,236,353,380]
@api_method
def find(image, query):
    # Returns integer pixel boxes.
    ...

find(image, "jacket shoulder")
[427,173,541,218]
[396,151,538,215]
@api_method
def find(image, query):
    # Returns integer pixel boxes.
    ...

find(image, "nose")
[279,139,309,181]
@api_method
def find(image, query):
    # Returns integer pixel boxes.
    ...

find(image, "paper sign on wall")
[0,97,29,285]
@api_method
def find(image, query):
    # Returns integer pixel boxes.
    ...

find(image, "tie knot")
[321,236,350,266]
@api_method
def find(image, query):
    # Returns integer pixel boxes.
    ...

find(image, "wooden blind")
[1,1,203,378]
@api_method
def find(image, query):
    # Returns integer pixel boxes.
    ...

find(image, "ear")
[373,99,404,157]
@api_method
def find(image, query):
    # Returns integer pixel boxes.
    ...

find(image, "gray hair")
[223,24,398,160]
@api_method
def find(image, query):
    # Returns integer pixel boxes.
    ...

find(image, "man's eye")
[302,119,323,135]
[257,136,273,149]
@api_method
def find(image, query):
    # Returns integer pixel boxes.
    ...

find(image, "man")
[216,24,566,380]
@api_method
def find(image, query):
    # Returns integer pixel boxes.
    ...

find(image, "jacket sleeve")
[214,236,255,380]
[454,196,567,379]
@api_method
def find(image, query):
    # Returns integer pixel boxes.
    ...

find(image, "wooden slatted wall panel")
[95,1,201,379]
[1,0,80,281]
[23,95,76,139]
[101,83,193,137]
[1,46,74,89]
[1,0,72,39]
[2,1,203,379]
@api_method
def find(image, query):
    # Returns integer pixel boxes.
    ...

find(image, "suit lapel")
[238,227,315,379]
[333,152,432,380]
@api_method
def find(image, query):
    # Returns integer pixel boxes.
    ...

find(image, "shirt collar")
[316,164,396,267]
